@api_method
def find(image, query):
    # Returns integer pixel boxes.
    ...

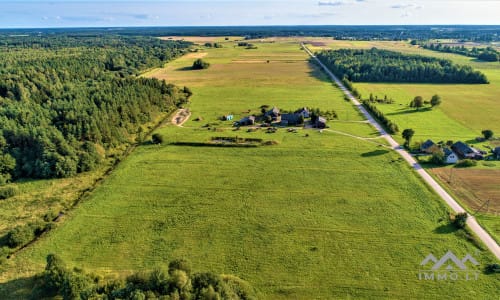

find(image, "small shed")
[238,115,255,126]
[443,148,458,164]
[315,117,327,129]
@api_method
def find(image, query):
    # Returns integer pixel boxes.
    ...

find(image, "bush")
[485,263,500,274]
[453,212,468,229]
[151,133,164,145]
[430,150,445,165]
[456,159,477,168]
[7,225,35,248]
[192,59,210,70]
[481,129,494,140]
[0,185,18,200]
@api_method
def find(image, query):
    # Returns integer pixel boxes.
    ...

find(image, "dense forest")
[0,35,191,182]
[316,48,489,84]
[1,25,499,41]
[420,43,500,62]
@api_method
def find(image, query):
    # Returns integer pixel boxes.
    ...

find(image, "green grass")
[1,39,499,299]
[315,40,500,144]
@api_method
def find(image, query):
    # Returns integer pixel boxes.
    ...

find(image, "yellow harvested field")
[432,168,500,215]
[159,36,242,44]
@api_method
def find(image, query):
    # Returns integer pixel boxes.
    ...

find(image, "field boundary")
[303,43,500,260]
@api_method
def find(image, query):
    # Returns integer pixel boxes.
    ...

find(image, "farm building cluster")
[419,139,497,164]
[233,106,327,129]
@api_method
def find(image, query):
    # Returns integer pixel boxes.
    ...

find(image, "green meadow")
[1,40,499,299]
[311,40,500,144]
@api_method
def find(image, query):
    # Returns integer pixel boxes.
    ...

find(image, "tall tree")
[402,129,415,148]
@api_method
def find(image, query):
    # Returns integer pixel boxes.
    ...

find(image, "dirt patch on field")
[184,52,208,59]
[303,40,327,47]
[431,168,500,215]
[172,109,191,126]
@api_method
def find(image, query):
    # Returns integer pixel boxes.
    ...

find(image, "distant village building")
[315,117,327,129]
[265,107,280,121]
[451,141,482,159]
[420,139,438,154]
[443,148,459,164]
[238,115,255,126]
[280,113,303,126]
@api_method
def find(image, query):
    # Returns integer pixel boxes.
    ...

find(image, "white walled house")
[444,148,458,164]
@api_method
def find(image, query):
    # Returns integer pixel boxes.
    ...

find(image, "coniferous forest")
[316,48,489,84]
[0,36,192,182]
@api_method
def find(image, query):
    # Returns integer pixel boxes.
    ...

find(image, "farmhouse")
[295,107,310,118]
[443,148,459,164]
[238,115,255,126]
[451,141,482,159]
[280,113,303,126]
[420,139,438,154]
[315,117,327,129]
[265,107,280,121]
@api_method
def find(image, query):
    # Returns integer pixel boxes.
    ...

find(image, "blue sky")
[0,1,498,28]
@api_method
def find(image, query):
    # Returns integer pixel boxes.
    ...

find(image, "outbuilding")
[315,117,327,129]
[238,115,255,126]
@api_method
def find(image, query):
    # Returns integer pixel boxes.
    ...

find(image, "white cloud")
[318,1,345,6]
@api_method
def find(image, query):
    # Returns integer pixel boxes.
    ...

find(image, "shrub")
[430,150,445,165]
[0,185,18,200]
[485,263,500,274]
[7,225,35,248]
[481,129,494,140]
[453,212,468,229]
[151,133,164,145]
[456,159,477,168]
[192,59,210,70]
[168,258,192,276]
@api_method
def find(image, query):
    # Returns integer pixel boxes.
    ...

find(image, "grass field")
[1,39,499,299]
[304,39,500,241]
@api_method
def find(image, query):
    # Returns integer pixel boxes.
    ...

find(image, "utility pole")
[475,200,490,215]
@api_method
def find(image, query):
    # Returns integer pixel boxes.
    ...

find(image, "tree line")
[420,43,499,62]
[0,35,192,182]
[316,48,489,84]
[31,254,257,299]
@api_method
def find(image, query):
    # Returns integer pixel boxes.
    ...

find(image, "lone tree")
[402,128,415,148]
[410,96,424,110]
[152,133,164,144]
[192,59,210,70]
[453,212,468,229]
[430,94,442,107]
[482,129,494,140]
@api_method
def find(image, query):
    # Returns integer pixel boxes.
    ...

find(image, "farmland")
[304,39,500,241]
[1,38,498,299]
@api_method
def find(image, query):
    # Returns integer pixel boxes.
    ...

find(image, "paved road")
[302,44,500,260]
